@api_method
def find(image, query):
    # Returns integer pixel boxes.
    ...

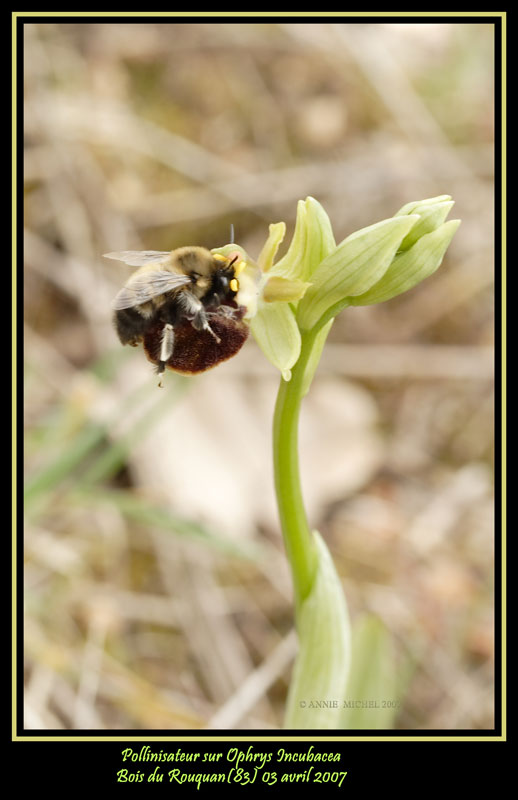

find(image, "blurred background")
[23,20,495,730]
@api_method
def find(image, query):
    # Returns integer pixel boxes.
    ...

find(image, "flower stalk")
[272,327,320,610]
[216,195,460,728]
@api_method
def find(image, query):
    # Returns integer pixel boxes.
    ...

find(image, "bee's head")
[208,253,243,306]
[210,267,235,302]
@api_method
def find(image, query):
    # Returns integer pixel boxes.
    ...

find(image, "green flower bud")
[394,193,453,218]
[297,214,419,331]
[395,195,456,251]
[348,218,461,307]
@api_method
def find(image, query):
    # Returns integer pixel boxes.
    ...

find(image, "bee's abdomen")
[114,306,153,345]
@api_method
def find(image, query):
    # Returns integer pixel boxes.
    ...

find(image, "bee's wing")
[104,250,172,267]
[111,271,191,310]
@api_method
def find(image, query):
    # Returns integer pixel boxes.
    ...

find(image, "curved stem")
[272,329,319,609]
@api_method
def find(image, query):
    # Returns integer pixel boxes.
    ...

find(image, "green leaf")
[341,615,398,730]
[348,218,461,306]
[297,215,419,331]
[284,531,351,729]
[72,487,261,560]
[24,421,107,509]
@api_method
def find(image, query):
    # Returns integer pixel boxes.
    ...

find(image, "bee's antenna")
[229,223,235,244]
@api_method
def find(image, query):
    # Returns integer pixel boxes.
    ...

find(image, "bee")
[105,246,249,385]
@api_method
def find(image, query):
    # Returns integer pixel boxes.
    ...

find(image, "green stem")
[272,328,319,609]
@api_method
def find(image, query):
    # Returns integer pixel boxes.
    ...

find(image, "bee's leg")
[157,323,175,387]
[210,305,236,320]
[193,309,221,344]
[181,294,221,344]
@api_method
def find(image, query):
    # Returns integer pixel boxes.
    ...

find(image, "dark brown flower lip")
[143,307,249,375]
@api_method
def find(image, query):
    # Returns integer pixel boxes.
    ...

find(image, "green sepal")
[300,319,334,397]
[273,196,336,283]
[250,302,301,381]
